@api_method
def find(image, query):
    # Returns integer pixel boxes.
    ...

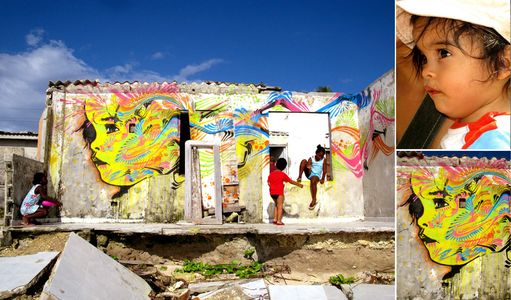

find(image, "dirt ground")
[0,232,69,257]
[1,230,394,299]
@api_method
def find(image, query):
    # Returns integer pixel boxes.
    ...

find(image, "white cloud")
[0,34,223,132]
[150,52,165,60]
[172,59,223,82]
[0,41,99,131]
[25,28,45,47]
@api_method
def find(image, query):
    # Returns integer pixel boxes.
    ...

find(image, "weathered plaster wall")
[359,71,395,218]
[396,156,511,299]
[4,155,44,224]
[0,145,38,222]
[42,72,394,223]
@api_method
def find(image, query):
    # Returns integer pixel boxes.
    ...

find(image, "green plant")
[329,274,356,285]
[176,260,264,279]
[244,248,255,260]
[315,86,333,92]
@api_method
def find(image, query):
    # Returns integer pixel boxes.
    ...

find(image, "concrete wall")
[42,72,394,223]
[0,141,39,222]
[359,71,395,218]
[3,154,44,225]
[396,156,511,299]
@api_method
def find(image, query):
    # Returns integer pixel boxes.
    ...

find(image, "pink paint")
[41,200,58,207]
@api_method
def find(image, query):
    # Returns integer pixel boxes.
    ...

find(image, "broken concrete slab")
[351,284,395,300]
[268,285,347,300]
[0,251,59,299]
[40,232,152,300]
[193,279,269,300]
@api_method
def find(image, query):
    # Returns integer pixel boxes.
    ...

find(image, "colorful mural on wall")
[82,86,184,187]
[75,86,393,191]
[399,160,511,271]
[46,71,394,220]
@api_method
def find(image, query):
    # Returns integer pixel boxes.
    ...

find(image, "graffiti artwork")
[47,73,393,221]
[81,85,187,187]
[401,164,511,271]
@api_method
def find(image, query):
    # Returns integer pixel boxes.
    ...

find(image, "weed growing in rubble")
[329,274,356,286]
[243,248,255,260]
[176,259,264,279]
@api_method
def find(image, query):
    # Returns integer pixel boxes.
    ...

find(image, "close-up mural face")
[406,167,510,266]
[83,93,182,186]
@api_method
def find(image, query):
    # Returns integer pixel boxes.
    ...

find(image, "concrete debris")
[268,285,347,300]
[0,252,59,299]
[351,284,395,300]
[154,288,190,300]
[193,285,251,300]
[192,279,268,300]
[40,232,152,300]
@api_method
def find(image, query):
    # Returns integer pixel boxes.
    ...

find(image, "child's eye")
[438,49,451,58]
[419,53,427,65]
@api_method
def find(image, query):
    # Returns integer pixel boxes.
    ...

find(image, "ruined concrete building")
[32,70,394,223]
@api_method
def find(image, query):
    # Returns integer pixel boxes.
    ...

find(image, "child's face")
[315,151,325,160]
[413,18,509,122]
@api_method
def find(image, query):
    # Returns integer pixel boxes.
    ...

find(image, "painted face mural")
[83,93,182,186]
[406,167,510,266]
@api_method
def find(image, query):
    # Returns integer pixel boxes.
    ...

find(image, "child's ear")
[497,45,511,80]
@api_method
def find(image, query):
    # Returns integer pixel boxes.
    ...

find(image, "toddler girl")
[397,0,510,149]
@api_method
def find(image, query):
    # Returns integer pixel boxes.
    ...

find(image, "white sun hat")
[396,0,511,48]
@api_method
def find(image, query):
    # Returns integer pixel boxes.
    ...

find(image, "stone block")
[352,284,394,300]
[0,252,59,299]
[41,232,152,300]
[268,285,347,300]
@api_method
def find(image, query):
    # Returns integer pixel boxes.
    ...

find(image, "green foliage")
[315,86,333,92]
[329,274,356,285]
[243,248,255,260]
[110,255,119,261]
[176,259,264,279]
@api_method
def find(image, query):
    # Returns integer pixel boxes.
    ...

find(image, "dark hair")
[276,158,287,170]
[410,16,510,89]
[316,144,326,154]
[33,172,45,185]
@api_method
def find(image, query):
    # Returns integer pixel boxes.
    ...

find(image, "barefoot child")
[396,0,510,149]
[267,158,303,225]
[20,172,61,225]
[297,145,327,210]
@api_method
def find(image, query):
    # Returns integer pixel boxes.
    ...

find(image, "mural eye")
[105,124,119,134]
[433,198,448,209]
[129,123,136,133]
[458,198,466,208]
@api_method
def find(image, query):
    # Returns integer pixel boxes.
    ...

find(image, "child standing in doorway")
[396,0,510,149]
[267,158,303,225]
[20,172,61,225]
[297,145,327,210]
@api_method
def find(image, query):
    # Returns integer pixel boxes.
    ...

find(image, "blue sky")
[0,0,394,132]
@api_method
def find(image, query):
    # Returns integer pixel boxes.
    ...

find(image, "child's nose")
[421,62,435,78]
